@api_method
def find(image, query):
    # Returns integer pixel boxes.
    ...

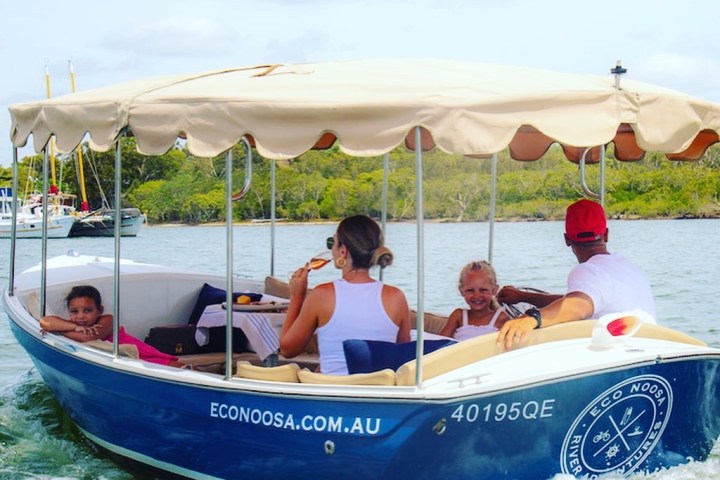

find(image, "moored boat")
[0,188,75,239]
[69,207,145,237]
[3,59,720,479]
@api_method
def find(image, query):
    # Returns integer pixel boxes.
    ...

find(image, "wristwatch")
[526,308,542,329]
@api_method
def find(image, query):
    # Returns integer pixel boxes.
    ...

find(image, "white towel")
[242,313,281,360]
[195,305,282,360]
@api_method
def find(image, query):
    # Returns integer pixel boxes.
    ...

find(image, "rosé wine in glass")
[308,250,333,270]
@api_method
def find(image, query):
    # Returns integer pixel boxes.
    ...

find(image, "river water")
[1,219,718,479]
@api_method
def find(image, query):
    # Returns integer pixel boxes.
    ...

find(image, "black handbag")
[145,324,200,356]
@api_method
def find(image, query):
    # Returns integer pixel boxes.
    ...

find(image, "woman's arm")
[396,298,411,344]
[381,285,411,343]
[280,268,324,358]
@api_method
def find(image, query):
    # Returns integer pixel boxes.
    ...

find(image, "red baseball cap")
[565,199,607,243]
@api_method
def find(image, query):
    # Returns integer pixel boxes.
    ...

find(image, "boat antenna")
[610,60,627,91]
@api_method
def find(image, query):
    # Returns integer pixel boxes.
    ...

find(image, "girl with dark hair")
[40,285,182,366]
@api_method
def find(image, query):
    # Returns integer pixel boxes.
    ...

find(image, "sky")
[2,0,720,167]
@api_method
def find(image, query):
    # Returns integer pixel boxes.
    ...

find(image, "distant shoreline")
[145,214,719,228]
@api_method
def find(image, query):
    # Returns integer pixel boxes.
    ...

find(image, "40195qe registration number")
[451,398,555,423]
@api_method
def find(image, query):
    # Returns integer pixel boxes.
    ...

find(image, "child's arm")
[39,315,77,333]
[40,314,113,342]
[87,314,114,341]
[439,309,462,338]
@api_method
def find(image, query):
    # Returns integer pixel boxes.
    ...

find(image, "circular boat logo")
[560,375,672,477]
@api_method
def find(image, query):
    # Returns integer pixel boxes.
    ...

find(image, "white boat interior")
[9,251,711,394]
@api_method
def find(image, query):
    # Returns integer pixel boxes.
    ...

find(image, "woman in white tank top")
[280,215,411,375]
[440,260,509,341]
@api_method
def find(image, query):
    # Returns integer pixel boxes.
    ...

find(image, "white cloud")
[636,52,720,100]
[106,17,235,57]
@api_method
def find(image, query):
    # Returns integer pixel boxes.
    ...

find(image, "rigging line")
[57,153,65,192]
[86,149,110,209]
[24,157,35,198]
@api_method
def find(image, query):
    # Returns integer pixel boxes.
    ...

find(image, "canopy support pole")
[414,128,425,388]
[270,158,277,277]
[488,153,498,264]
[579,148,601,201]
[231,138,252,201]
[379,153,390,281]
[599,145,606,206]
[226,138,254,379]
[224,148,235,380]
[8,148,19,295]
[40,147,50,316]
[111,134,124,357]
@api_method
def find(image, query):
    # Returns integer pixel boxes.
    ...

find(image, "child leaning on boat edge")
[496,199,657,349]
[39,285,185,367]
[279,214,411,375]
[440,260,511,341]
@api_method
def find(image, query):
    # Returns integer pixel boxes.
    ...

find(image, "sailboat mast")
[69,60,90,211]
[44,65,59,196]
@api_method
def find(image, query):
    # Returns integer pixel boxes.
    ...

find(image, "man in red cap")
[496,199,656,349]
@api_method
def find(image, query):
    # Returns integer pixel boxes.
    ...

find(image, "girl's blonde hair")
[457,260,498,290]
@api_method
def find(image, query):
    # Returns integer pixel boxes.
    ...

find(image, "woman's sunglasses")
[326,237,338,249]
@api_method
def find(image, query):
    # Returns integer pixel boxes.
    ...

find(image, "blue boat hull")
[10,321,720,479]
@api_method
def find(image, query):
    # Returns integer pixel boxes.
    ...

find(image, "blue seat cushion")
[343,339,456,374]
[187,283,262,324]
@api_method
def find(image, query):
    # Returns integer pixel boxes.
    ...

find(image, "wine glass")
[287,250,334,280]
[308,249,333,270]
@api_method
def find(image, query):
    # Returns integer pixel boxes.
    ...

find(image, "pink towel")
[104,327,179,365]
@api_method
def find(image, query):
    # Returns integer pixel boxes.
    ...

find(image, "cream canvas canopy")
[8,58,720,162]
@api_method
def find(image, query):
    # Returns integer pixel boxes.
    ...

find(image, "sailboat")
[0,66,76,242]
[0,187,75,239]
[62,61,145,238]
[69,206,145,237]
[67,142,146,237]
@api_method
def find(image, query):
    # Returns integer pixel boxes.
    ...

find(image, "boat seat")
[396,319,707,386]
[176,352,257,373]
[396,331,502,386]
[234,361,300,382]
[636,323,706,346]
[278,352,319,371]
[410,310,448,335]
[297,368,396,386]
[84,340,140,359]
[25,290,59,320]
[521,319,705,346]
[190,349,319,371]
[264,276,292,299]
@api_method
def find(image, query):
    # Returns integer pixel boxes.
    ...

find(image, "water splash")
[0,370,136,480]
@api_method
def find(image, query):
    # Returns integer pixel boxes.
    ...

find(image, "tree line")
[2,139,719,224]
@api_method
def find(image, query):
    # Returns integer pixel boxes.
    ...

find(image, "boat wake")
[0,370,132,480]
